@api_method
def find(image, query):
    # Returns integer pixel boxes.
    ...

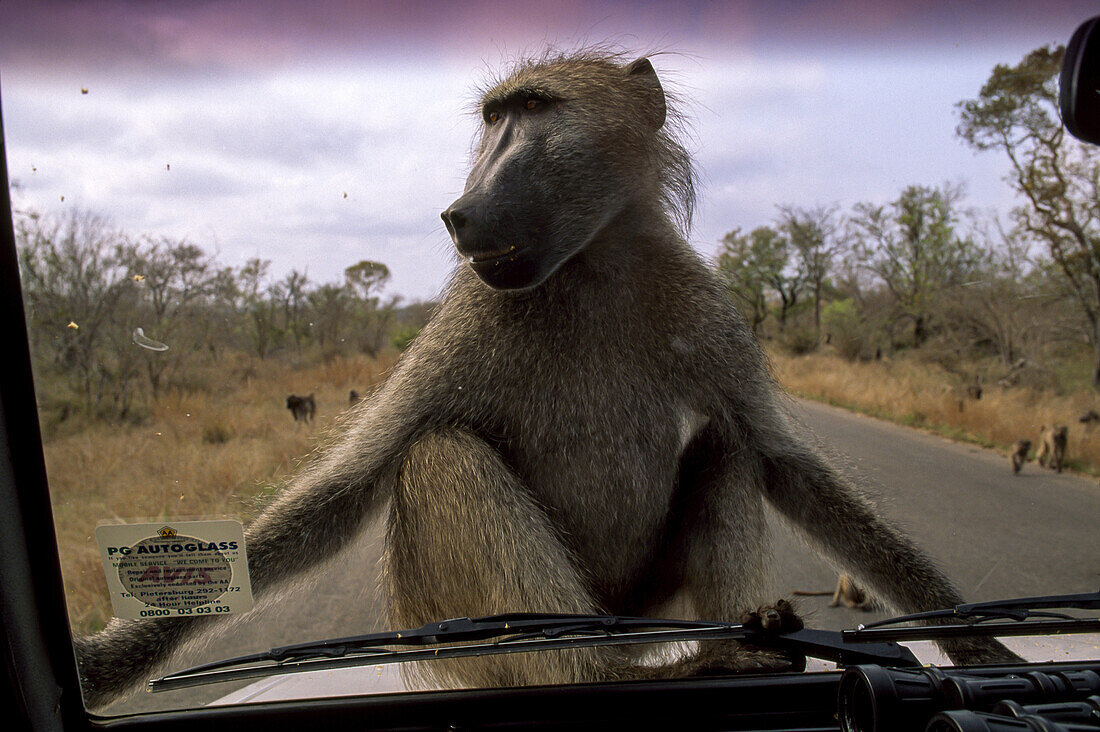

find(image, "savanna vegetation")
[719,44,1100,470]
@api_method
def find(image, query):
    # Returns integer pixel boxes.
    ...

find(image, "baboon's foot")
[940,636,1023,666]
[681,642,805,677]
[674,599,807,677]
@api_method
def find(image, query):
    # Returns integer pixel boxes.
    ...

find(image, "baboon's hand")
[736,599,807,673]
[739,598,805,633]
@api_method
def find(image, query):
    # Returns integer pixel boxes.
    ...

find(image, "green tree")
[957,44,1100,384]
[716,225,802,334]
[275,269,310,359]
[16,209,142,417]
[344,260,397,357]
[778,204,841,346]
[850,183,982,347]
[130,237,216,397]
[238,258,277,359]
[717,227,776,334]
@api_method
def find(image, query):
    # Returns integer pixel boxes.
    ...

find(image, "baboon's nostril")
[442,207,469,232]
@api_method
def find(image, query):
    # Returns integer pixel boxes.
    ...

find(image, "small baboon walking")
[285,393,316,423]
[1009,439,1031,475]
[1036,425,1068,473]
[75,50,1016,708]
[793,573,875,610]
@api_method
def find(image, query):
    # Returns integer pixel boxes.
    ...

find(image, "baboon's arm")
[74,376,428,709]
[757,442,1020,664]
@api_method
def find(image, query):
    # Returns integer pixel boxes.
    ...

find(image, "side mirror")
[1060,15,1100,145]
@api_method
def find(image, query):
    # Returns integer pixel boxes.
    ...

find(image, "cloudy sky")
[0,0,1094,301]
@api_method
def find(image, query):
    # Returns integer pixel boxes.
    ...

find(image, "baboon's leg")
[385,428,625,689]
[670,456,801,674]
[1036,439,1049,467]
[829,576,845,607]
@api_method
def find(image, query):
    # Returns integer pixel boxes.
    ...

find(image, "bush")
[392,326,421,351]
[777,323,820,355]
[822,299,873,361]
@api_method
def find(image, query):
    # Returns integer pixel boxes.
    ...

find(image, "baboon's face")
[441,57,667,290]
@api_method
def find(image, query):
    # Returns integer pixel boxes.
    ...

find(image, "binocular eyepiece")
[838,664,1100,732]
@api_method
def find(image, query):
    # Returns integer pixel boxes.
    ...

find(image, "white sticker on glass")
[95,520,253,620]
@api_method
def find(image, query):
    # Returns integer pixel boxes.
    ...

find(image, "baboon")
[74,51,1017,708]
[792,573,875,610]
[966,375,983,401]
[1009,439,1031,475]
[953,376,983,412]
[349,389,361,406]
[1036,425,1068,472]
[285,393,316,423]
[1079,409,1099,432]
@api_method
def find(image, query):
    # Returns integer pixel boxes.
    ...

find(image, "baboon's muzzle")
[441,197,544,290]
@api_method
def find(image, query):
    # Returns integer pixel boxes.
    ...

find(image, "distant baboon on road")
[793,573,875,610]
[285,393,316,423]
[1009,439,1031,475]
[1036,425,1068,472]
[75,50,1017,709]
[349,389,361,406]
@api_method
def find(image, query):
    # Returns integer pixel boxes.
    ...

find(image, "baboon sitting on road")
[285,393,316,423]
[349,389,361,406]
[1036,425,1068,473]
[75,51,1016,708]
[1010,439,1031,475]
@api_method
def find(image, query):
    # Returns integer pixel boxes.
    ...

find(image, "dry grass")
[45,353,395,635]
[769,350,1100,474]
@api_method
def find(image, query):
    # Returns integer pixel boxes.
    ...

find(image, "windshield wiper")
[148,612,919,693]
[151,592,1099,693]
[843,590,1100,644]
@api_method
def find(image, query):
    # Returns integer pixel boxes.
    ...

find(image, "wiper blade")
[843,590,1100,644]
[149,612,919,693]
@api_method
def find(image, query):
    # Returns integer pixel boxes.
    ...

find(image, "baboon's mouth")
[468,244,525,264]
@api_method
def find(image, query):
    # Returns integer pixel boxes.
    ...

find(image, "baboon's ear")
[625,57,666,130]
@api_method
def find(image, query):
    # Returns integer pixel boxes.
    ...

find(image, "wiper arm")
[149,612,919,693]
[843,590,1100,644]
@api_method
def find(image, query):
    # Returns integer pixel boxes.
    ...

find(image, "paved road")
[105,399,1099,714]
[772,399,1099,629]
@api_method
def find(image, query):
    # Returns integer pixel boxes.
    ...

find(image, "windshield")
[0,0,1097,717]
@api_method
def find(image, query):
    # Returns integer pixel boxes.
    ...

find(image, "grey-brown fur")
[1036,425,1068,472]
[74,50,1017,708]
[1010,439,1031,474]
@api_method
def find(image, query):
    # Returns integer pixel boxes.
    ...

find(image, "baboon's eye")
[486,110,501,125]
[525,98,543,111]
